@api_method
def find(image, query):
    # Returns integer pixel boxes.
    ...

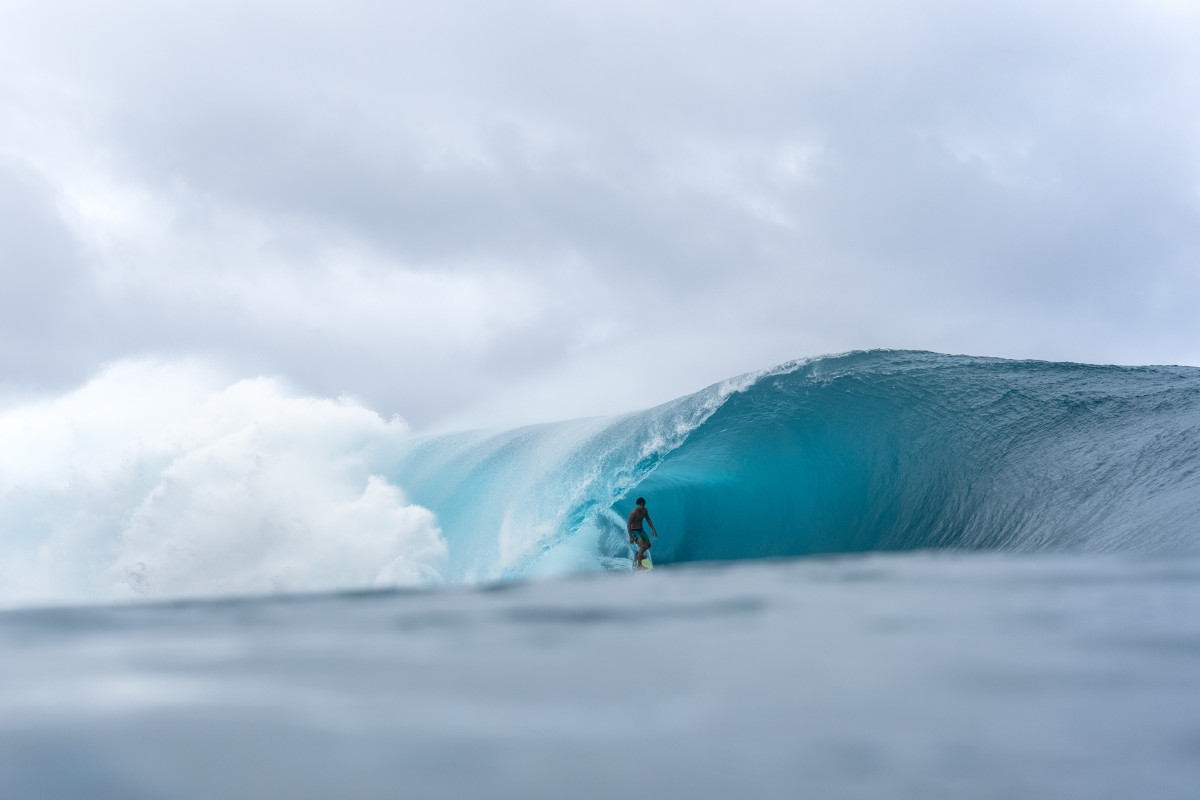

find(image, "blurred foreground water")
[3,552,1199,799]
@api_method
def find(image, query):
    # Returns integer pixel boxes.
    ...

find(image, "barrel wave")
[389,350,1200,581]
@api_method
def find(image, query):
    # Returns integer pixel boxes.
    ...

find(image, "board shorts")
[632,531,650,545]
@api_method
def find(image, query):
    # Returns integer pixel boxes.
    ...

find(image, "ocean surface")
[3,350,1200,797]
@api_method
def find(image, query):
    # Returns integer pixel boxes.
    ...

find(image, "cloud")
[0,160,93,380]
[1,0,1198,427]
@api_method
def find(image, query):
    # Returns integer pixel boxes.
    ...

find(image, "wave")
[3,350,1199,606]
[387,350,1200,579]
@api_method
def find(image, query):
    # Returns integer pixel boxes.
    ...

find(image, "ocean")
[2,350,1199,797]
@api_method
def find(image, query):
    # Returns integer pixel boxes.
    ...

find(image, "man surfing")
[627,497,658,570]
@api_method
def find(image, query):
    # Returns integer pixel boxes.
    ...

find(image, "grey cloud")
[0,161,100,388]
[1,0,1198,426]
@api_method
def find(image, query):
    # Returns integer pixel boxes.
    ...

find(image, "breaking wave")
[3,350,1199,606]
[387,350,1200,579]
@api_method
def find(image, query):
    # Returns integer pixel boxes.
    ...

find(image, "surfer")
[627,497,658,569]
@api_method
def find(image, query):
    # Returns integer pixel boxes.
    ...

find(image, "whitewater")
[3,350,1200,798]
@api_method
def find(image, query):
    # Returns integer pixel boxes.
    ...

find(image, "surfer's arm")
[647,515,657,536]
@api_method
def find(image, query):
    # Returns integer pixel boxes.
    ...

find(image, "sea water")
[2,350,1200,796]
[2,553,1199,799]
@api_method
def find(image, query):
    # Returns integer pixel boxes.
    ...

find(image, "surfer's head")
[636,497,645,506]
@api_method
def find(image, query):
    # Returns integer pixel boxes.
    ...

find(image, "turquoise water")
[389,351,1200,580]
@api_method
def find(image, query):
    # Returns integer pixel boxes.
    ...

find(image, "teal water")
[389,351,1200,580]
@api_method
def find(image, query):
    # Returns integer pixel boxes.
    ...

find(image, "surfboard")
[636,552,654,571]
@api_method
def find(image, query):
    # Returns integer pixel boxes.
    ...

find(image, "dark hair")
[636,497,645,506]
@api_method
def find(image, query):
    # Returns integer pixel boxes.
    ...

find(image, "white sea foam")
[0,360,446,607]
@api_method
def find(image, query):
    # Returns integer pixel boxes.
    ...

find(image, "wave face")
[388,351,1200,580]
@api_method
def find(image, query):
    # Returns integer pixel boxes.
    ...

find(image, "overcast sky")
[2,0,1198,430]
